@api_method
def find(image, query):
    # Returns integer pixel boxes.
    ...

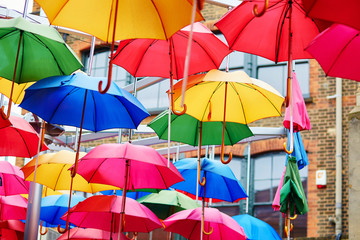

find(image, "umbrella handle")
[57,223,68,234]
[39,221,48,235]
[197,161,206,186]
[220,143,232,164]
[171,102,187,116]
[290,214,298,220]
[283,142,293,154]
[202,223,213,235]
[98,78,111,94]
[0,105,10,120]
[253,0,269,17]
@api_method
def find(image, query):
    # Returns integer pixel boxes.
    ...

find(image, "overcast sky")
[0,0,34,14]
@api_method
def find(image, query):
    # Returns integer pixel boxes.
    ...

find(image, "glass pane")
[254,180,271,202]
[294,62,310,97]
[258,65,286,96]
[272,154,286,178]
[257,56,276,65]
[137,84,160,109]
[158,80,171,109]
[254,205,282,235]
[254,156,271,180]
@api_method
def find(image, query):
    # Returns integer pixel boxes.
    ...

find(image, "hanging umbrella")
[272,166,286,211]
[101,190,151,200]
[0,115,48,158]
[74,143,184,232]
[0,195,28,220]
[172,70,283,163]
[21,150,120,193]
[137,189,200,220]
[303,0,360,31]
[0,78,33,104]
[58,227,129,240]
[172,158,247,203]
[163,207,247,240]
[0,17,82,119]
[305,23,360,82]
[0,220,25,240]
[0,161,28,196]
[61,195,163,233]
[232,214,281,240]
[36,0,204,94]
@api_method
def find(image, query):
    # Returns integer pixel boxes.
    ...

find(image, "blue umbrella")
[232,214,281,240]
[19,72,149,132]
[171,158,247,202]
[285,131,309,170]
[100,190,151,200]
[39,194,85,232]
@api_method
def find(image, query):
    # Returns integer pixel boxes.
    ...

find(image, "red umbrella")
[61,195,162,233]
[0,161,29,196]
[305,23,360,82]
[0,115,48,158]
[0,219,25,239]
[303,0,360,31]
[0,117,10,129]
[58,227,129,240]
[0,195,27,220]
[73,143,183,233]
[163,207,247,240]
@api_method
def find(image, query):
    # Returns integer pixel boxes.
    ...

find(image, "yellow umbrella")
[22,150,120,193]
[36,0,204,93]
[0,78,33,104]
[173,69,284,163]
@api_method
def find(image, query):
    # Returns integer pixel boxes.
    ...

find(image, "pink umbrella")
[58,227,129,240]
[0,195,27,220]
[272,166,287,211]
[0,161,29,196]
[61,195,162,234]
[306,23,360,82]
[74,143,183,233]
[0,115,48,158]
[163,207,247,240]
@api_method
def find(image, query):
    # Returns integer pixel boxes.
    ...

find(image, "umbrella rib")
[133,40,158,77]
[86,158,108,184]
[150,0,168,40]
[51,0,70,23]
[47,87,79,123]
[18,31,25,83]
[115,94,137,129]
[199,82,223,121]
[53,164,67,191]
[275,2,290,63]
[228,82,248,125]
[12,127,32,158]
[170,37,180,80]
[90,90,97,132]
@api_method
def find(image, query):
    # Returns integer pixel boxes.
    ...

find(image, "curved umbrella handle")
[290,214,298,220]
[171,102,187,116]
[203,225,213,235]
[253,0,269,17]
[169,74,187,116]
[57,223,68,234]
[220,143,232,164]
[98,78,111,94]
[283,142,293,154]
[40,221,48,235]
[0,105,10,120]
[197,162,206,186]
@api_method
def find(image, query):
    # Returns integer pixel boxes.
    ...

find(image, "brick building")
[14,1,357,239]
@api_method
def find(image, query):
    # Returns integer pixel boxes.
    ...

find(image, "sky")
[0,0,34,14]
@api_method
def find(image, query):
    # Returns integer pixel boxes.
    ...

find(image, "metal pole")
[24,182,43,240]
[22,0,29,18]
[246,142,251,214]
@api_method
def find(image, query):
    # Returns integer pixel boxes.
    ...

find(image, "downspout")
[335,77,343,238]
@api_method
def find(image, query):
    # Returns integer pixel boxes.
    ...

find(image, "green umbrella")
[280,156,309,216]
[137,190,200,220]
[0,17,82,119]
[148,110,254,147]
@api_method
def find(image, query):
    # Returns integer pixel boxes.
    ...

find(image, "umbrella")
[163,207,247,240]
[0,79,33,104]
[0,115,48,158]
[40,194,85,230]
[303,0,360,31]
[172,158,247,203]
[74,143,184,232]
[280,156,309,237]
[36,0,203,94]
[57,227,129,240]
[0,220,25,240]
[137,189,200,220]
[22,150,120,193]
[305,23,360,82]
[61,195,163,234]
[101,190,151,200]
[0,17,82,119]
[232,214,281,240]
[0,195,28,220]
[172,70,283,163]
[0,116,10,129]
[272,166,286,211]
[0,161,28,196]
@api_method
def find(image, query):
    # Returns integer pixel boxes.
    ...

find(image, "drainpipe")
[335,77,343,238]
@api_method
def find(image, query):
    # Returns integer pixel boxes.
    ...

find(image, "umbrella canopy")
[0,79,33,104]
[173,70,284,124]
[22,150,119,193]
[0,220,25,240]
[0,117,10,129]
[75,143,184,190]
[35,0,204,42]
[101,190,151,200]
[112,22,230,80]
[305,23,360,82]
[58,227,129,240]
[148,110,253,146]
[303,0,360,31]
[172,158,247,202]
[137,189,200,220]
[61,195,163,233]
[214,0,327,63]
[0,161,28,196]
[0,17,82,84]
[0,195,27,220]
[280,156,309,215]
[0,115,48,158]
[19,72,149,132]
[40,194,85,228]
[163,207,247,240]
[232,214,281,240]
